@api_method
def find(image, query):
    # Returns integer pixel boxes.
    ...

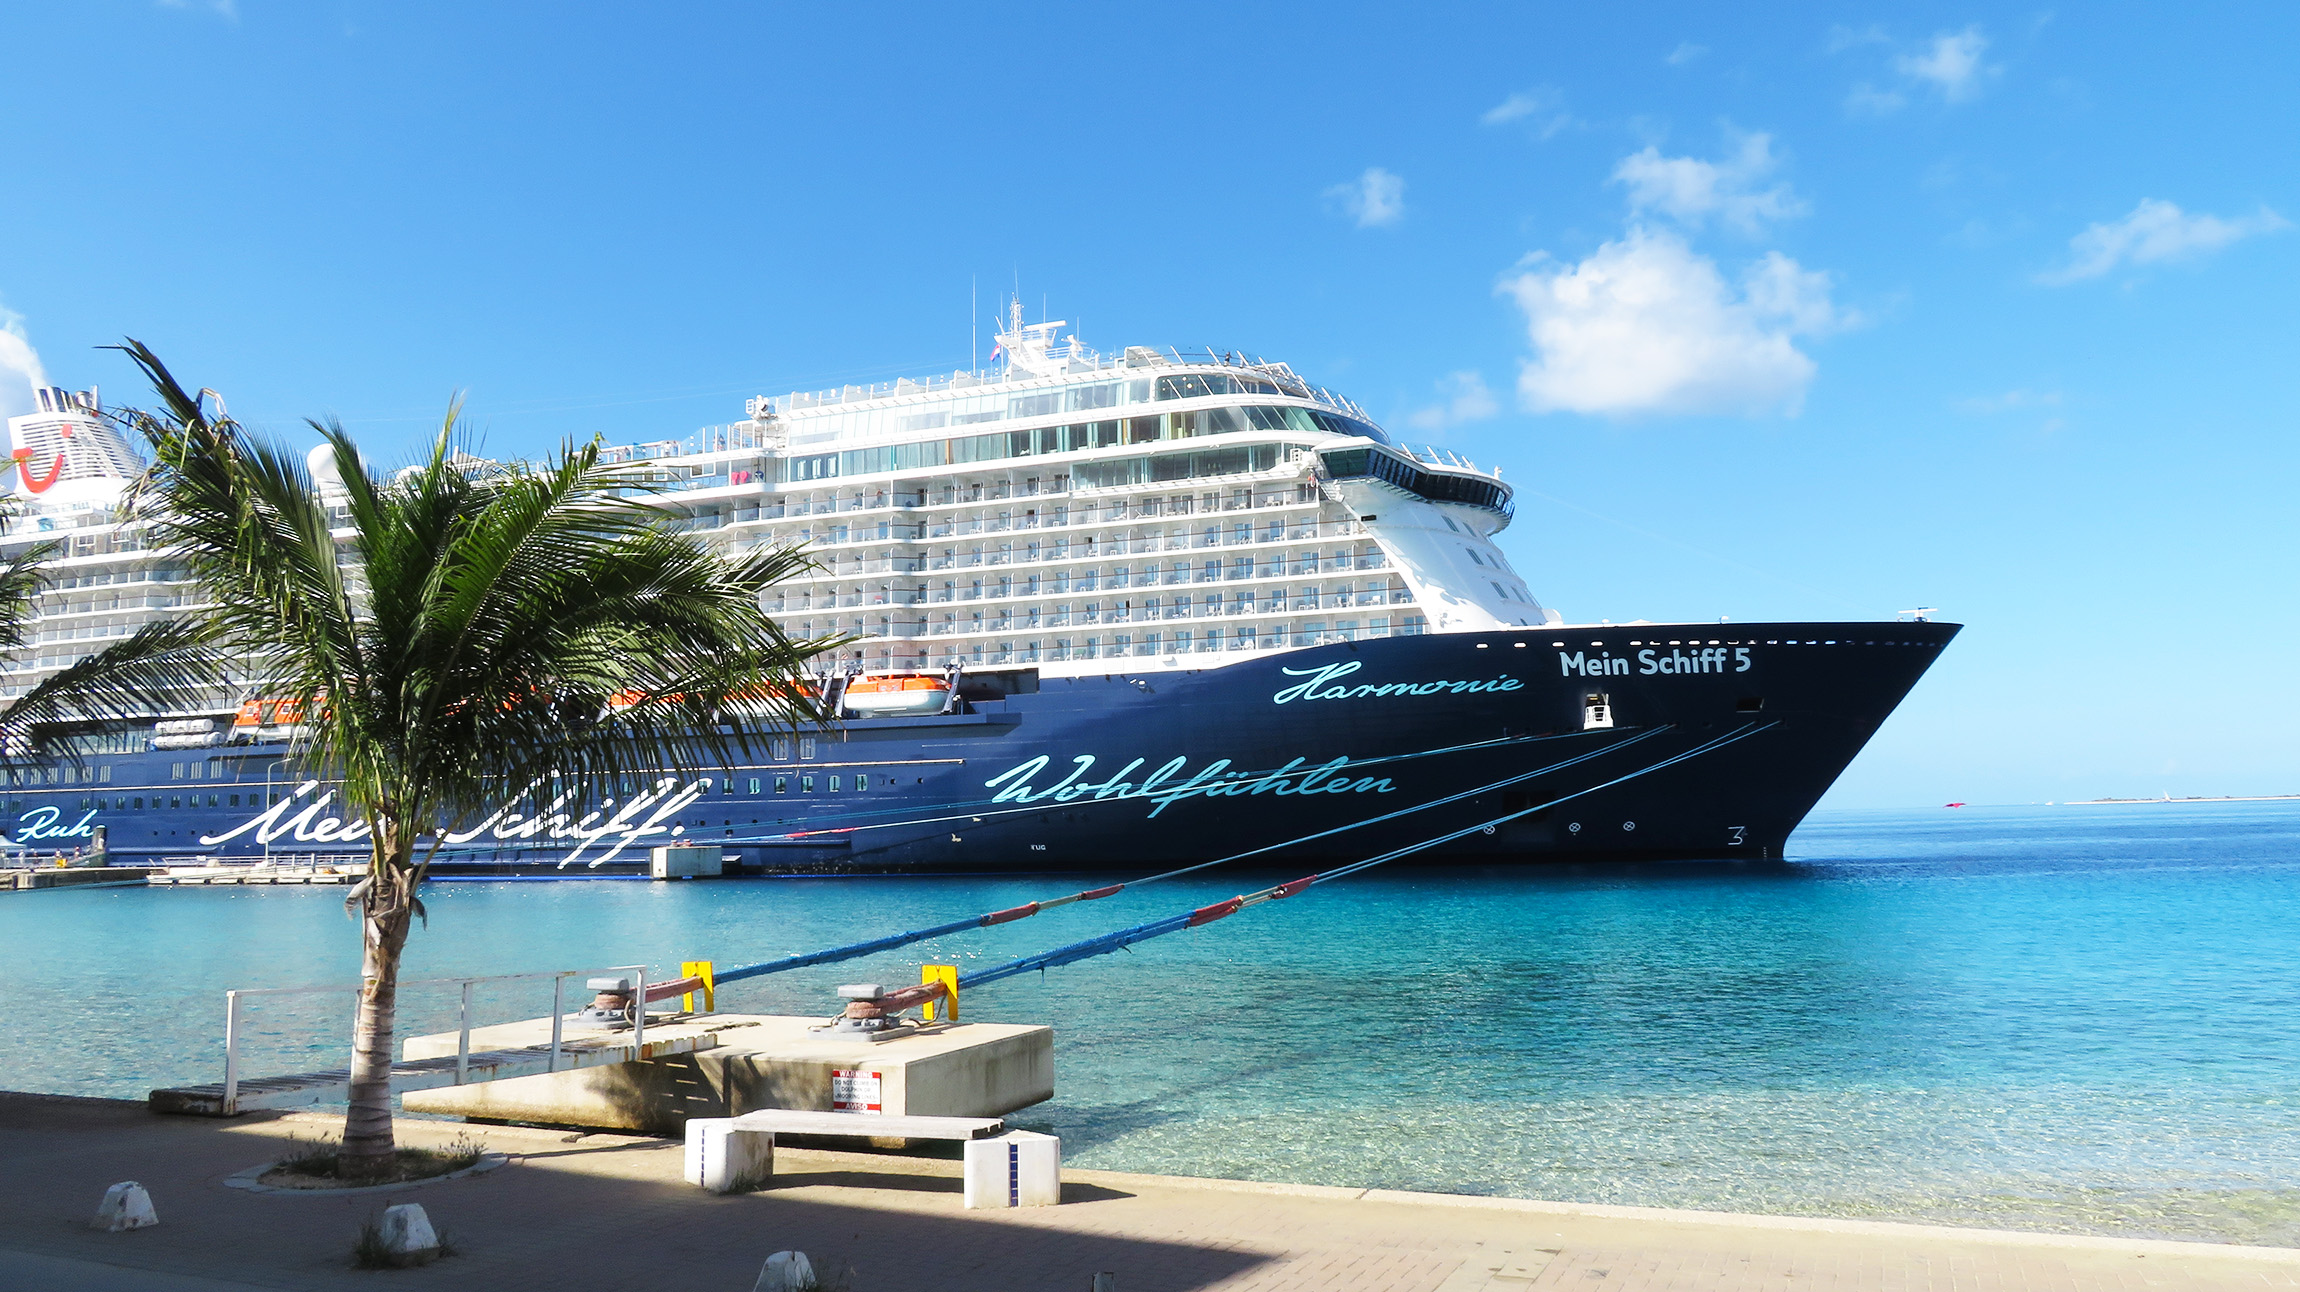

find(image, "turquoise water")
[7,803,2299,1244]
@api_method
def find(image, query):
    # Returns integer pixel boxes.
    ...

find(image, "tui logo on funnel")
[9,443,69,494]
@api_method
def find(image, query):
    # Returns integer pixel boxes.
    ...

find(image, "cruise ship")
[0,311,1958,873]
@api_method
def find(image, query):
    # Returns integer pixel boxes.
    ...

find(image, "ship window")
[855,774,868,792]
[800,737,816,760]
[230,794,240,806]
[1069,384,1118,412]
[774,777,788,795]
[99,766,111,783]
[134,797,143,809]
[171,762,184,780]
[749,777,762,794]
[801,775,815,793]
[1010,392,1062,419]
[170,796,181,809]
[771,739,791,762]
[1179,407,1246,437]
[1126,416,1161,444]
[1736,697,1766,712]
[829,775,842,792]
[1156,374,1231,400]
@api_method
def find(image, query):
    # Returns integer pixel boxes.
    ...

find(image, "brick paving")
[2,1092,2295,1292]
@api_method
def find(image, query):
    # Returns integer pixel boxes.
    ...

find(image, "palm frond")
[0,619,223,756]
[113,343,845,857]
[0,536,62,657]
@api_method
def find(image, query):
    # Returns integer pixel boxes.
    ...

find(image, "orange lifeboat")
[841,672,953,718]
[608,681,821,715]
[231,697,310,741]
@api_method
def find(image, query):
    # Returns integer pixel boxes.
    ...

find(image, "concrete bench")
[728,1108,1005,1140]
[690,1111,1059,1205]
[687,1110,1004,1194]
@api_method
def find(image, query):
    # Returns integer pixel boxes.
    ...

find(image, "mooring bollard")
[754,1249,815,1292]
[684,1117,774,1193]
[378,1203,441,1267]
[91,1182,157,1232]
[962,1129,1062,1208]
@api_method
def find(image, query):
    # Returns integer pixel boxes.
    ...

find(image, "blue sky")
[3,3,2296,808]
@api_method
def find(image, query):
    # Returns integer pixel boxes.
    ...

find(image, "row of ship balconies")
[645,434,1327,511]
[772,545,1392,585]
[765,550,1395,609]
[677,475,1317,538]
[717,498,1343,547]
[843,619,1431,670]
[827,587,1421,640]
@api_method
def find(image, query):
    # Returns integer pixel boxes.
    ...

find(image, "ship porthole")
[1567,822,1581,834]
[1482,825,1495,836]
[1623,821,1636,831]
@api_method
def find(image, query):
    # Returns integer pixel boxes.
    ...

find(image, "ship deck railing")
[752,346,1364,418]
[905,594,1415,637]
[886,622,1427,671]
[772,567,1403,616]
[161,852,372,871]
[758,546,1390,600]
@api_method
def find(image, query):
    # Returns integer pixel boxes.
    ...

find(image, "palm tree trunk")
[341,830,418,1179]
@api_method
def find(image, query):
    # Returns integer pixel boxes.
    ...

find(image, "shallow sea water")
[5,803,2298,1244]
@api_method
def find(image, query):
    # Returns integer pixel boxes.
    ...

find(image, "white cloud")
[0,307,48,420]
[1481,91,1540,125]
[1896,27,1992,102]
[1499,227,1846,418]
[1480,88,1574,138]
[1404,371,1500,432]
[1665,42,1707,66]
[1611,132,1806,235]
[2040,198,2291,283]
[1325,167,1405,229]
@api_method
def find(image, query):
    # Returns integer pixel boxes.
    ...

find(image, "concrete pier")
[400,1012,1053,1135]
[2,865,161,892]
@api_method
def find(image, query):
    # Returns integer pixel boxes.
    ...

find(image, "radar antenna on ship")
[989,295,1073,379]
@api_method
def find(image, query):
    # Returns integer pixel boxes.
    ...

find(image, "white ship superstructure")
[1,385,185,719]
[618,309,1549,678]
[0,310,1548,710]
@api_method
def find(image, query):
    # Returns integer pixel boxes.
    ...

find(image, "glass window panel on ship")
[767,405,1385,487]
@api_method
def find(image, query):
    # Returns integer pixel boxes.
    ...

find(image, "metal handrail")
[219,962,650,1115]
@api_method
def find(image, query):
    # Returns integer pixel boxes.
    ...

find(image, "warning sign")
[831,1069,883,1114]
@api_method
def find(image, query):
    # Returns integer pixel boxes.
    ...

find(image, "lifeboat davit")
[842,672,953,718]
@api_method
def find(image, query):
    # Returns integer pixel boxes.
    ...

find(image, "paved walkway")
[3,1092,2294,1292]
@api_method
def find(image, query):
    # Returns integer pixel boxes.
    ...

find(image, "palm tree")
[0,489,215,809]
[113,342,844,1179]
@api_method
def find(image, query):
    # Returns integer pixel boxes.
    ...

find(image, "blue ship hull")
[9,622,1958,874]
